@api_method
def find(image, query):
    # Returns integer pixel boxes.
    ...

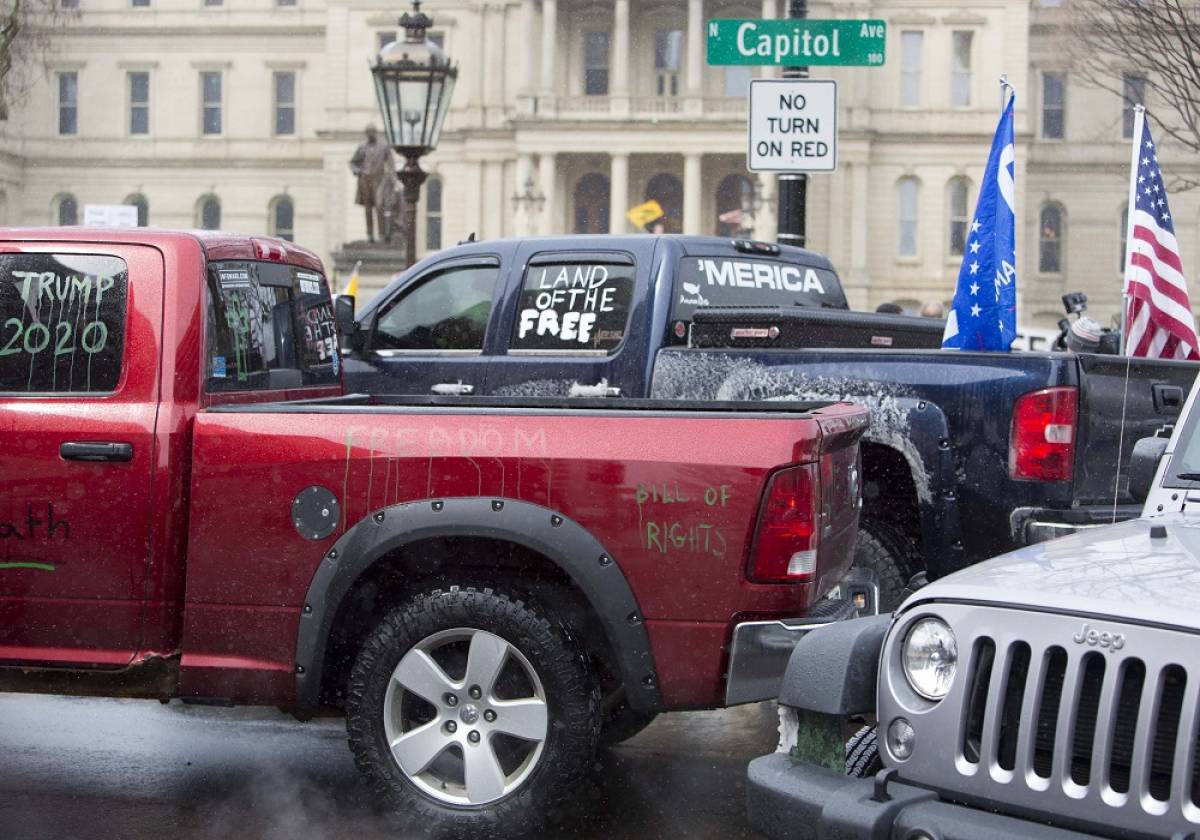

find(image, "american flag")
[1124,111,1199,359]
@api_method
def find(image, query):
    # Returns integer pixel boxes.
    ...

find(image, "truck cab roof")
[0,227,324,274]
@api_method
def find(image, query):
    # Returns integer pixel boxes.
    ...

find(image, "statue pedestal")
[330,242,409,305]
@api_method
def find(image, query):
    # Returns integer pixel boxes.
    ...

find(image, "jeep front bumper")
[747,753,1099,840]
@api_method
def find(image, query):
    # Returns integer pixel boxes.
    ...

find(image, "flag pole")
[1121,105,1145,355]
[1000,75,1018,328]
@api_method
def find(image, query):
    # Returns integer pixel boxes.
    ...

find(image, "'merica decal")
[694,259,826,294]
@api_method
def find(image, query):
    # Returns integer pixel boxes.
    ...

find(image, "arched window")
[55,193,78,226]
[1039,203,1064,274]
[897,177,919,257]
[715,174,754,237]
[644,173,683,232]
[270,195,294,241]
[124,193,149,227]
[1119,204,1129,274]
[198,194,220,230]
[947,177,970,257]
[425,176,443,250]
[573,172,610,234]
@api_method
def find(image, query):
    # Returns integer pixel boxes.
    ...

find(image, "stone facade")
[2,0,1197,326]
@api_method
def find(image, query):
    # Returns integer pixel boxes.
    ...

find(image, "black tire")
[345,586,601,838]
[845,725,882,777]
[853,519,919,611]
[598,693,658,747]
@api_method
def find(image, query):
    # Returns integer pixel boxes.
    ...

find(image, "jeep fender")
[778,614,891,715]
[293,497,662,713]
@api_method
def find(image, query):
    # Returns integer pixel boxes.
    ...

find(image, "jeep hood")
[904,513,1200,631]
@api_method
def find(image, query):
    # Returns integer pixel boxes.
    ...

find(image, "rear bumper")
[725,597,862,706]
[1012,503,1142,546]
[746,753,1100,840]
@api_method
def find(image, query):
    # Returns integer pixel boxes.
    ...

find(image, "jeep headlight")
[902,617,958,700]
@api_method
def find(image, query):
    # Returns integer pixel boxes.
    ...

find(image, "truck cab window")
[372,264,498,352]
[0,253,127,394]
[511,258,635,353]
[204,261,338,392]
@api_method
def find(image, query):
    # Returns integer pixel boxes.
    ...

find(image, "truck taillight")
[1010,386,1078,481]
[748,463,820,583]
[252,238,286,261]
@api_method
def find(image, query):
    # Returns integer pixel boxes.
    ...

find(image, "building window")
[1039,204,1063,274]
[573,173,611,234]
[270,196,294,241]
[898,177,919,257]
[951,32,972,107]
[57,71,78,135]
[715,174,754,237]
[724,66,752,97]
[655,30,683,97]
[377,31,396,51]
[198,195,221,230]
[273,71,296,135]
[583,32,610,96]
[60,0,79,8]
[644,173,683,232]
[277,0,296,6]
[131,0,149,6]
[201,71,222,135]
[900,31,922,107]
[429,32,445,50]
[128,71,149,135]
[947,177,970,257]
[1042,72,1065,139]
[1122,74,1146,138]
[204,0,223,6]
[426,176,443,250]
[124,193,149,227]
[55,194,78,226]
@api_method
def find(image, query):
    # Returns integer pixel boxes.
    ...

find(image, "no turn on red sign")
[747,79,837,173]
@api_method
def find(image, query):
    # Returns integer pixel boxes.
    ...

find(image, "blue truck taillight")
[1010,386,1078,482]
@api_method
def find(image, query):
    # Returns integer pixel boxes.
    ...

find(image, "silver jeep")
[748,375,1200,839]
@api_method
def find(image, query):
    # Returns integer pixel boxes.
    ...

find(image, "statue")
[349,126,395,243]
[377,174,405,245]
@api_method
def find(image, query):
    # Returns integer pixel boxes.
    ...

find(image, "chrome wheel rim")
[383,627,549,806]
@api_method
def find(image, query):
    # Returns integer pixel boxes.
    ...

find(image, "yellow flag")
[343,260,362,298]
[626,200,665,229]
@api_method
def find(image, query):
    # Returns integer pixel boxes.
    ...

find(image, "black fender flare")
[293,496,662,713]
[778,614,891,715]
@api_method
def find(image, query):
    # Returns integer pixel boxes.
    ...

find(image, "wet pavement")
[0,693,777,840]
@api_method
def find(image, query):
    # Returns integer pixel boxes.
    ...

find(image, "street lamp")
[371,0,458,268]
[511,177,546,214]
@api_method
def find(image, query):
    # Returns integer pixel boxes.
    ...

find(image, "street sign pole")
[777,0,808,249]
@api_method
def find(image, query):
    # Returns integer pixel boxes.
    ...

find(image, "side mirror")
[1129,436,1170,503]
[335,295,361,351]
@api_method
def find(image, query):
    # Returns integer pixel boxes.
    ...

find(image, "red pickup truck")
[0,228,867,835]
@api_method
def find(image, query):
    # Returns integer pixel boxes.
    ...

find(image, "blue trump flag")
[942,93,1017,351]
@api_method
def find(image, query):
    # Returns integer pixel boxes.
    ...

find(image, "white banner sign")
[83,204,139,228]
[747,79,837,172]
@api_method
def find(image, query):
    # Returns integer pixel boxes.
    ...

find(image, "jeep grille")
[878,605,1200,836]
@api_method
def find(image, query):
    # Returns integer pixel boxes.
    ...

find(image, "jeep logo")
[1072,622,1126,652]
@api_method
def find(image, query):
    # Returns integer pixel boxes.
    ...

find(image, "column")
[516,153,534,235]
[612,0,631,117]
[539,0,558,110]
[609,153,629,233]
[538,152,557,235]
[686,0,704,110]
[683,153,703,235]
[849,161,870,308]
[520,0,536,94]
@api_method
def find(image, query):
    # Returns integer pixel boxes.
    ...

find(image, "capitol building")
[2,0,1197,328]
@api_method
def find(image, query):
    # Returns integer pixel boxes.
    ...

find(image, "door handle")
[431,382,475,396]
[60,441,134,462]
[568,379,622,398]
[1153,383,1185,414]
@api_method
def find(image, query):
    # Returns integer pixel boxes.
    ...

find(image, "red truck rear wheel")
[345,585,601,836]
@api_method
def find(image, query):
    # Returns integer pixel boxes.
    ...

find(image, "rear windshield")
[204,260,339,393]
[670,256,847,332]
[0,252,127,394]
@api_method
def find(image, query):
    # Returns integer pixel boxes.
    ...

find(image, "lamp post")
[371,1,458,268]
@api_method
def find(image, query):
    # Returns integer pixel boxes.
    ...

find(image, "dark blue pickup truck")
[339,234,1198,606]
